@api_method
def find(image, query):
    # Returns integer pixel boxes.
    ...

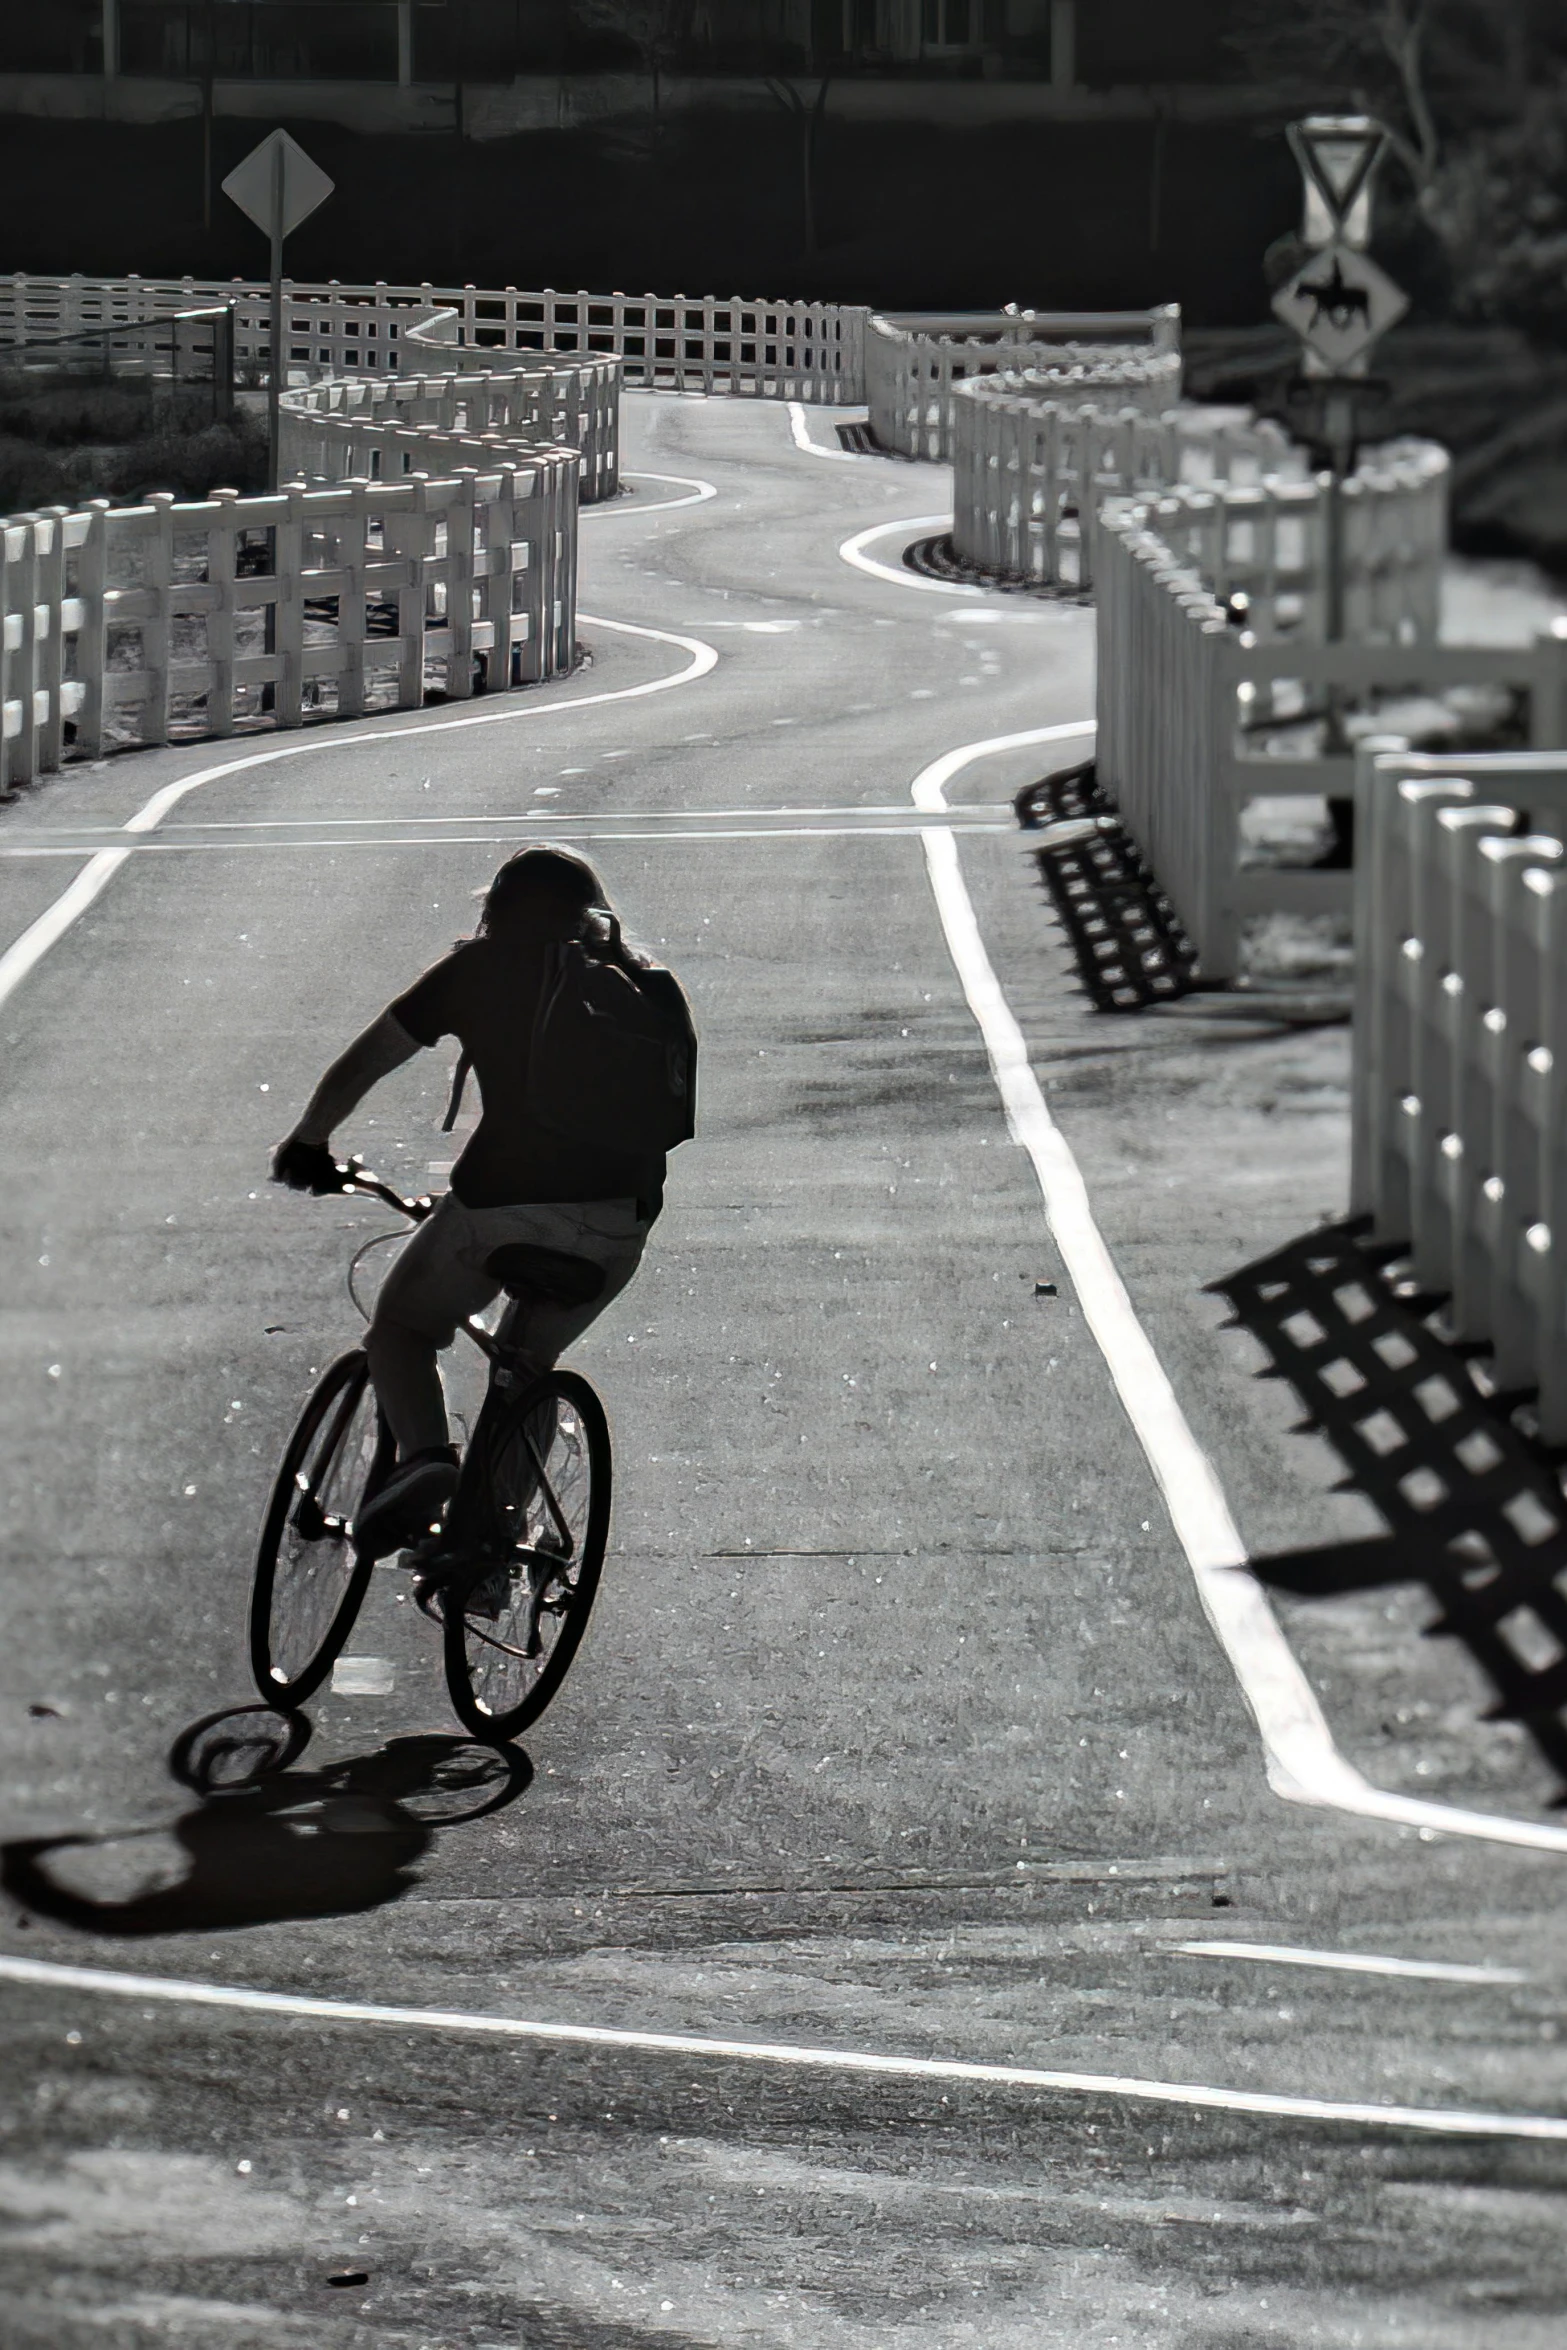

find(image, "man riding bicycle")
[271,845,695,1565]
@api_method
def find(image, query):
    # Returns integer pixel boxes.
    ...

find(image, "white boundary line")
[1170,1941,1528,1987]
[914,722,1567,1860]
[0,823,1011,858]
[0,1953,1560,2139]
[787,402,863,463]
[0,616,717,1018]
[612,471,720,512]
[3,803,1015,839]
[839,514,983,598]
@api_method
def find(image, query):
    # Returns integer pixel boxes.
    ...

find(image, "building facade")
[0,1,1237,103]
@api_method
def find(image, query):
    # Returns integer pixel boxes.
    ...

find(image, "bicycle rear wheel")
[443,1370,611,1742]
[250,1349,392,1707]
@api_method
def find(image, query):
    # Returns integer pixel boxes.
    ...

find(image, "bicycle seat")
[484,1244,607,1309]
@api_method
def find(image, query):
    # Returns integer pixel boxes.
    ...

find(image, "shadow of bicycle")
[1,1704,532,1937]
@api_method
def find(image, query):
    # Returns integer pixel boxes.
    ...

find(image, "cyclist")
[270,846,685,1562]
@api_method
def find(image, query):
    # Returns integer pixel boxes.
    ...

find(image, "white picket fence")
[866,306,1183,463]
[1094,511,1567,980]
[281,356,621,504]
[951,390,1306,593]
[0,452,578,788]
[1139,452,1450,645]
[1352,749,1567,1438]
[0,273,868,401]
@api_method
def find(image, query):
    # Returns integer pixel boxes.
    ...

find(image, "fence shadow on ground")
[1,1706,531,1938]
[1210,1220,1567,1795]
[1016,761,1200,1012]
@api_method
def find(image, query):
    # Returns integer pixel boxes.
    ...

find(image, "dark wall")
[0,106,1300,325]
[0,0,102,71]
[1078,0,1234,86]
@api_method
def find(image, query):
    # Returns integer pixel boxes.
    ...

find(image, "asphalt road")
[1,392,1565,2348]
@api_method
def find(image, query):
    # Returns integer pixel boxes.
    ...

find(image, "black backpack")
[443,919,697,1157]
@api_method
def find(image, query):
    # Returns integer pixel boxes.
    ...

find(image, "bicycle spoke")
[445,1375,610,1738]
[519,1426,575,1552]
[252,1354,387,1704]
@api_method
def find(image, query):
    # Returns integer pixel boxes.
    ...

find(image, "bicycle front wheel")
[250,1349,391,1707]
[443,1370,611,1742]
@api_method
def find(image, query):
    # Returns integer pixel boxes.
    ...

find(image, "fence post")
[1200,616,1238,977]
[35,506,69,775]
[72,499,111,763]
[447,470,477,699]
[1528,866,1567,1437]
[395,476,430,711]
[273,484,305,729]
[0,520,27,794]
[142,491,175,749]
[206,487,238,738]
[337,478,369,720]
[1349,738,1420,1216]
[1409,804,1521,1294]
[1532,617,1567,749]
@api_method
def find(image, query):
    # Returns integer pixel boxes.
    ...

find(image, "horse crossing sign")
[1272,237,1408,373]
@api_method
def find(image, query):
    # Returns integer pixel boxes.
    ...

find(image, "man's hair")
[477,845,605,936]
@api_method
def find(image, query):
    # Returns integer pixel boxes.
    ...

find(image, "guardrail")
[951,389,1303,593]
[0,273,868,401]
[1352,749,1567,1439]
[1142,454,1450,646]
[281,356,620,504]
[866,305,1182,462]
[0,452,578,793]
[1,328,618,795]
[1094,512,1567,980]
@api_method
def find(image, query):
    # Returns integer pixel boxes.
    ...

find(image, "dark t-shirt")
[390,937,666,1212]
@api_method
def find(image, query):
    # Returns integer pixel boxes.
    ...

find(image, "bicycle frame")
[339,1169,578,1559]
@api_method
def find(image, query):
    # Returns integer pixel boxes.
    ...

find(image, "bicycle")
[249,1165,613,1745]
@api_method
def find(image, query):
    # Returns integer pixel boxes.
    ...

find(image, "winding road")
[1,391,1565,2347]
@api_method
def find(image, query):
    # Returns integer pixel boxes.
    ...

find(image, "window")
[118,1,402,83]
[0,0,103,71]
[922,0,981,49]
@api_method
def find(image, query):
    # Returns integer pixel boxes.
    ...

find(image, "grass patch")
[0,372,268,511]
[1184,323,1567,582]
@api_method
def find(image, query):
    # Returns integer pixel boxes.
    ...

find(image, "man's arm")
[272,1012,424,1182]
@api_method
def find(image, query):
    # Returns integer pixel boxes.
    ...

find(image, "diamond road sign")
[1272,240,1409,372]
[222,130,334,242]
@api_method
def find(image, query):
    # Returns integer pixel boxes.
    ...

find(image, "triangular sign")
[1287,116,1388,231]
[222,130,334,243]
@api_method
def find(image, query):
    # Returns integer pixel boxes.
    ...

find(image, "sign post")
[222,129,335,492]
[1271,115,1406,771]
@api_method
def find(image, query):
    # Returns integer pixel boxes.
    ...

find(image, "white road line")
[0,824,1010,857]
[914,724,1567,1861]
[1171,1942,1528,1988]
[608,471,719,512]
[787,402,864,463]
[0,1953,1561,2140]
[1,804,1014,838]
[0,616,717,1018]
[839,514,984,598]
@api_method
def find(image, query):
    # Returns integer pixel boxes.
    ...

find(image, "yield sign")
[1287,115,1388,231]
[1272,240,1408,372]
[222,129,334,242]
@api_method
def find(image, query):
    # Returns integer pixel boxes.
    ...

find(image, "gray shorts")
[370,1193,652,1373]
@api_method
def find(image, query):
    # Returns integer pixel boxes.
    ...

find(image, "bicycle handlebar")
[343,1166,436,1223]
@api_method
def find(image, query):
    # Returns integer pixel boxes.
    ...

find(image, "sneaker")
[463,1563,514,1623]
[353,1448,459,1562]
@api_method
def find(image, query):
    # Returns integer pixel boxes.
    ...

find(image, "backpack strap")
[441,1048,472,1134]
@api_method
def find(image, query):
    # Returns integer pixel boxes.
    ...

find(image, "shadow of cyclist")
[1,1705,531,1938]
